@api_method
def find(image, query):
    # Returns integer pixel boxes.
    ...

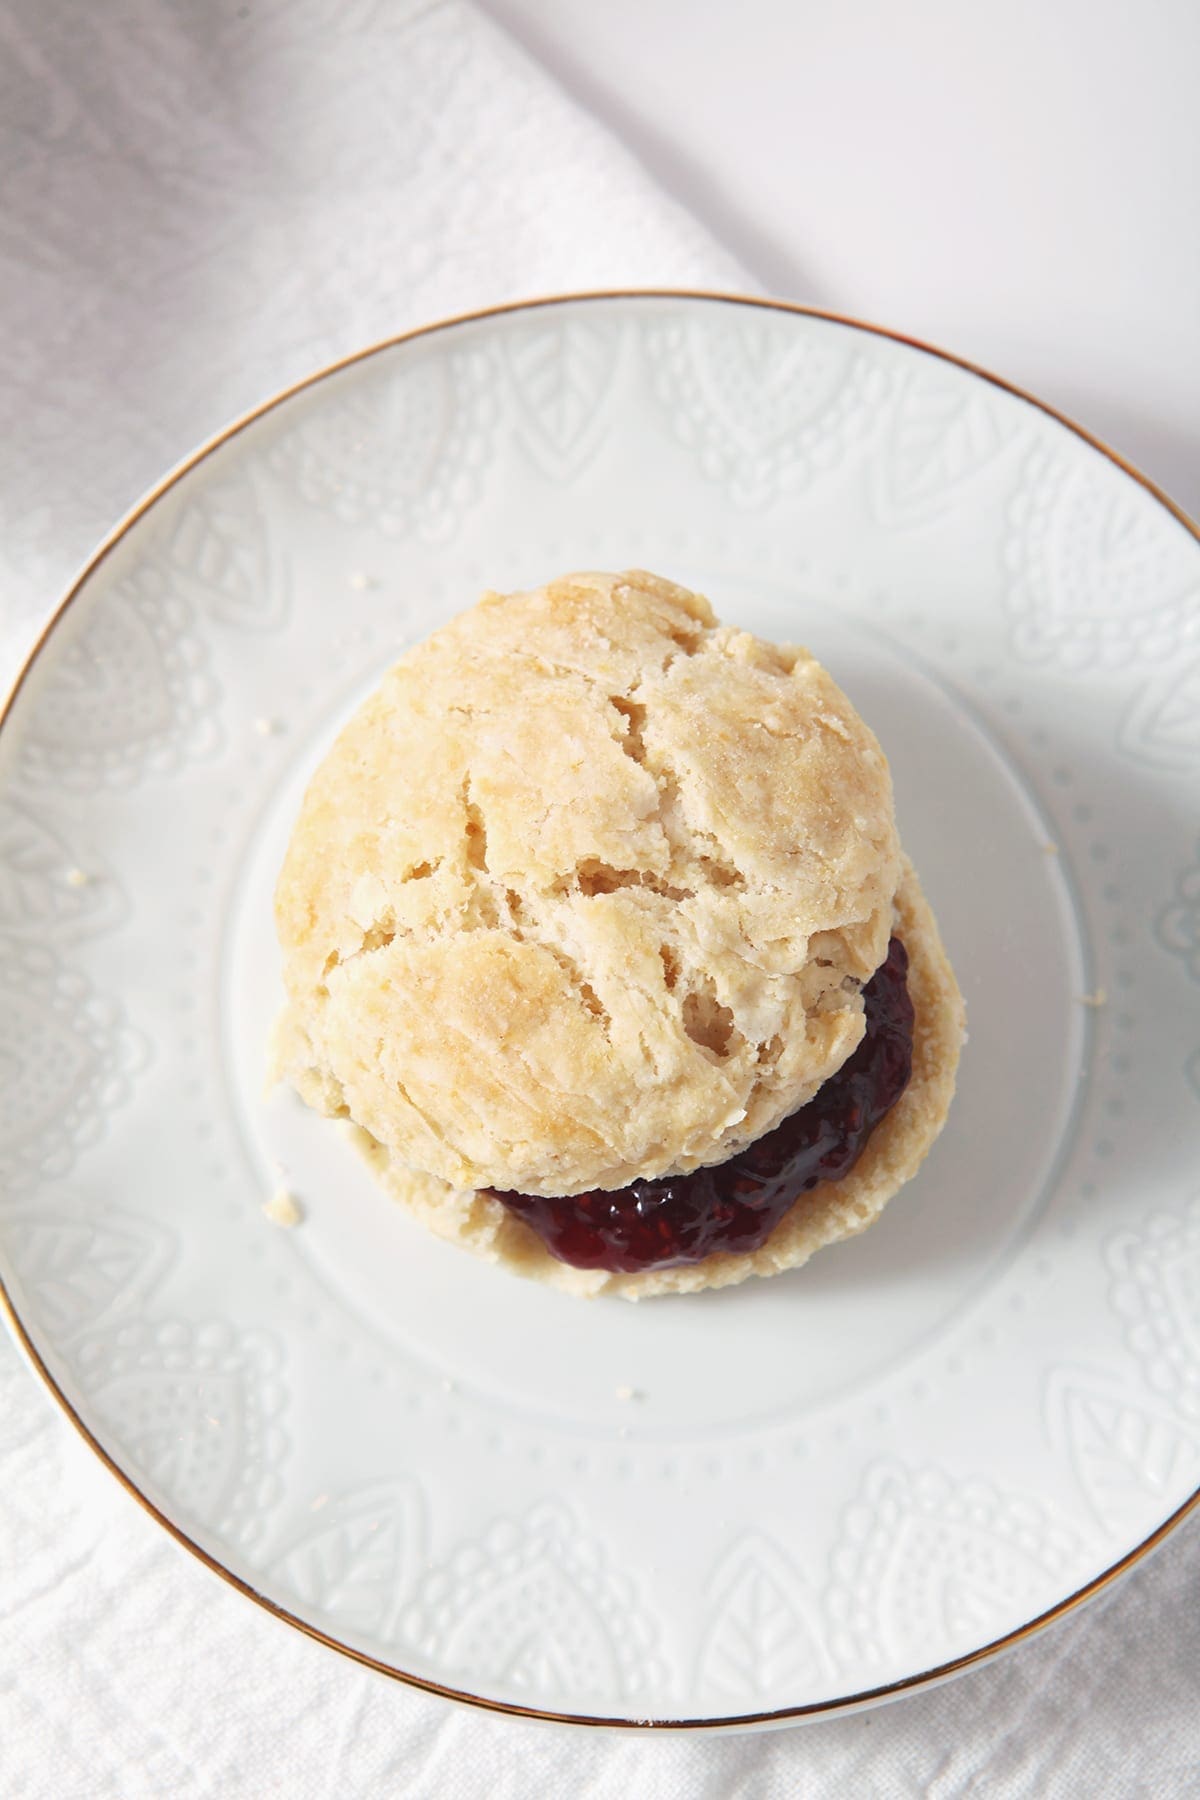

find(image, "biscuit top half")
[275,571,902,1196]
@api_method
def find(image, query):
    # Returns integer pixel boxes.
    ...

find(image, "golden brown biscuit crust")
[275,571,903,1197]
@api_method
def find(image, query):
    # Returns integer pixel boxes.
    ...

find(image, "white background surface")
[485,0,1200,524]
[1,1,1197,1795]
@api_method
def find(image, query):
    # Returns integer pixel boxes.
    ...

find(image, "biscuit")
[342,854,963,1298]
[275,570,904,1198]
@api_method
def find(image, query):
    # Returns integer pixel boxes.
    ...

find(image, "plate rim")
[2,286,1198,1731]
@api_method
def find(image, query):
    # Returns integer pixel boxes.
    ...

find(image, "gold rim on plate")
[1,289,1197,1729]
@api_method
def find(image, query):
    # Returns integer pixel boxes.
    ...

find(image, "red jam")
[491,936,914,1272]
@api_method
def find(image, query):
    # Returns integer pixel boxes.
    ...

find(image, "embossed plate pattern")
[1,293,1198,1728]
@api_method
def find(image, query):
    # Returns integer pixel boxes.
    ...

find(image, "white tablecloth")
[1,4,1196,1793]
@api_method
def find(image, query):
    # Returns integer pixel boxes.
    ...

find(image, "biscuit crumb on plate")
[263,1185,303,1227]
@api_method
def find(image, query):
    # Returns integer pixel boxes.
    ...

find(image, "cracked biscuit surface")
[275,570,906,1205]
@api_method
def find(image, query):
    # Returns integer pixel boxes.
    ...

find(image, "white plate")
[2,293,1199,1729]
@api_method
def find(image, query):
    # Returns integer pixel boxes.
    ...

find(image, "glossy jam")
[491,936,914,1272]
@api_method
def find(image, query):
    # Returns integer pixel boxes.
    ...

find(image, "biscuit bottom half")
[342,857,964,1300]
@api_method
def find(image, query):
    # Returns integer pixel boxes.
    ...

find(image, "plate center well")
[224,603,1087,1438]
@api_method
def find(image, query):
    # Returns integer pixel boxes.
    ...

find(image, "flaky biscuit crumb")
[263,1185,303,1227]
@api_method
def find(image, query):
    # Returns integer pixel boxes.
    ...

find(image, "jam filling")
[490,936,914,1273]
